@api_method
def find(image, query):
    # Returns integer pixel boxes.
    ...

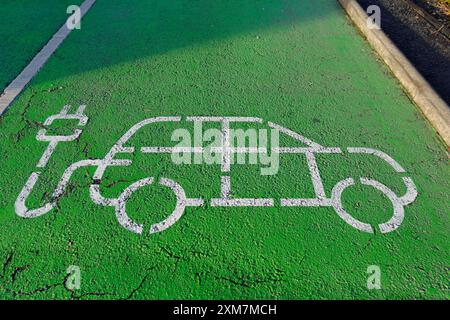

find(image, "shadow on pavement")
[357,0,450,105]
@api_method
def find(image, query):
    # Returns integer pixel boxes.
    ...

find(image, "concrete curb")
[338,0,450,146]
[0,0,96,116]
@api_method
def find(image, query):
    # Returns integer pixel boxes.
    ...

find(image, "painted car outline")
[16,106,418,235]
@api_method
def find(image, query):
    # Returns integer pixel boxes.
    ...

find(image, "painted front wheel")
[331,177,404,233]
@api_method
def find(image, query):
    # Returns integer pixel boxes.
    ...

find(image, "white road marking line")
[186,116,263,123]
[15,159,101,218]
[267,122,324,149]
[347,147,406,172]
[220,176,232,198]
[305,152,326,199]
[115,177,154,234]
[281,198,332,206]
[398,177,417,205]
[36,140,59,168]
[150,178,203,234]
[36,105,87,167]
[43,104,88,126]
[330,178,375,233]
[140,146,342,154]
[221,120,231,172]
[359,178,405,234]
[141,147,268,153]
[210,198,274,207]
[0,0,96,115]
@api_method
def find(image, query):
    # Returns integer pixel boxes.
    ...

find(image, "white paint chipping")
[141,147,269,153]
[211,198,274,207]
[221,120,231,172]
[220,176,232,198]
[15,172,54,218]
[281,198,332,206]
[186,116,263,123]
[15,159,101,218]
[398,177,418,205]
[99,176,203,234]
[43,105,88,126]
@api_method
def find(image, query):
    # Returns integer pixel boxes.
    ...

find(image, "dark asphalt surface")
[411,0,450,26]
[357,0,450,105]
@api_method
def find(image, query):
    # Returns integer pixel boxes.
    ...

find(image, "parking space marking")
[15,108,418,235]
[0,0,96,115]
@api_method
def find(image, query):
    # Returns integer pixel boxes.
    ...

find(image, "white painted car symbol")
[16,106,418,235]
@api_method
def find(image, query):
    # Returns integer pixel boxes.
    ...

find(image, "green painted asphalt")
[0,0,83,93]
[0,0,448,299]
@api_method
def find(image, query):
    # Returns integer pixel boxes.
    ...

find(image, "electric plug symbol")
[36,105,88,168]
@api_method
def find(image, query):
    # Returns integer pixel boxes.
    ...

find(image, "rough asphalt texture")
[412,0,450,25]
[357,0,450,105]
[0,0,448,299]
